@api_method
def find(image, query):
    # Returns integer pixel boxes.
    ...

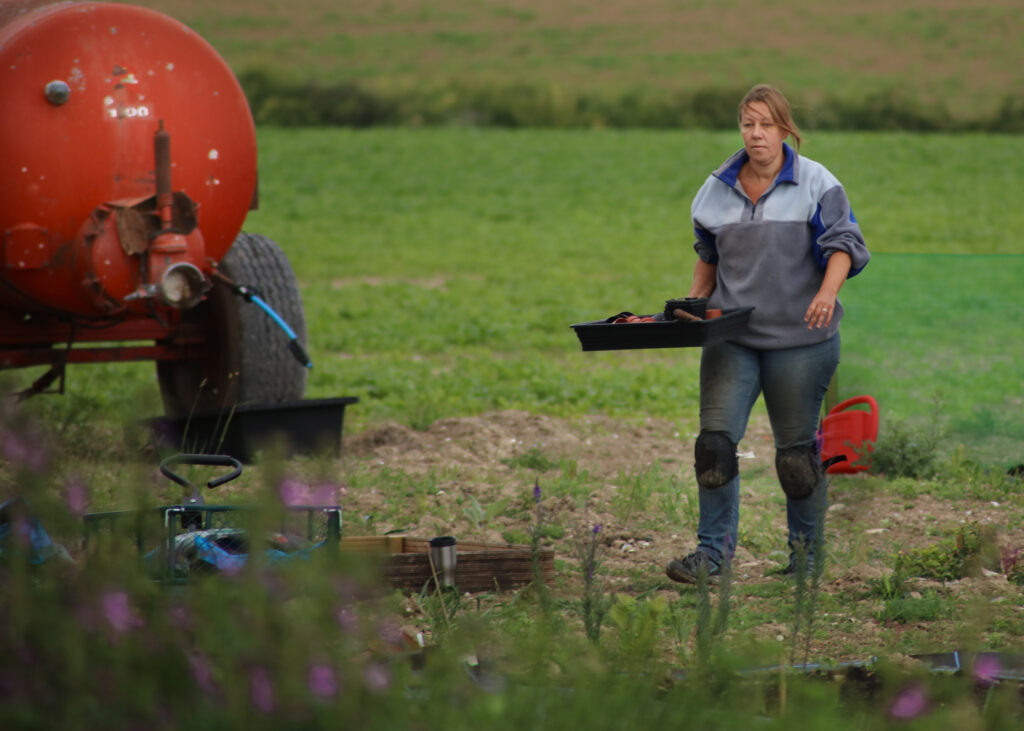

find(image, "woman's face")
[740,101,788,168]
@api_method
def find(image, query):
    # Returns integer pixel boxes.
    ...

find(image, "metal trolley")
[84,454,342,583]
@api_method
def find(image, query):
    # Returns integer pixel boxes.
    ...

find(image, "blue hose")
[235,285,313,369]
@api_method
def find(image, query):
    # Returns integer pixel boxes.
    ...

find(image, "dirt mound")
[347,409,703,477]
[347,422,427,456]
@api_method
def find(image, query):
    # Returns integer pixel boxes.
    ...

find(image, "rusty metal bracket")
[14,327,74,400]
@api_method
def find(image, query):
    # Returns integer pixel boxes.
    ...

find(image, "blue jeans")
[695,335,840,565]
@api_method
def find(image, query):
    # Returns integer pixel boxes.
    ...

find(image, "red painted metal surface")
[0,1,256,328]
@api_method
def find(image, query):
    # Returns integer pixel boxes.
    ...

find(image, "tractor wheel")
[157,232,308,416]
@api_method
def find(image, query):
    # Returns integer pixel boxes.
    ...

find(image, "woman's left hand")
[804,296,836,329]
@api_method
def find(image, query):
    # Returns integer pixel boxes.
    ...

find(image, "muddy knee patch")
[775,446,823,500]
[694,431,737,489]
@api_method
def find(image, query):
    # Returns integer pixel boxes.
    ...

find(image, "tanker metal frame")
[0,0,309,416]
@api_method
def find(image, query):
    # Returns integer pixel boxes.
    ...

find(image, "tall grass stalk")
[528,478,553,621]
[577,522,606,644]
[692,555,732,674]
[789,494,828,669]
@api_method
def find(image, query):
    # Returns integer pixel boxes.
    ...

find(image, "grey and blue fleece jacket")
[692,143,870,350]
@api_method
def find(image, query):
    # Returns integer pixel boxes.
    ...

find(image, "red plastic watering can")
[819,395,879,475]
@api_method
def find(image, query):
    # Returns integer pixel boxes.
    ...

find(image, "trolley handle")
[159,453,243,490]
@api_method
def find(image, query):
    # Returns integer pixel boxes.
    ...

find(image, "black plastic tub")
[571,307,754,351]
[149,397,359,463]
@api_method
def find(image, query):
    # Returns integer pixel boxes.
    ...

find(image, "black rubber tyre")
[157,232,308,416]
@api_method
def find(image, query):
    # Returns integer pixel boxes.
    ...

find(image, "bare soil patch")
[341,410,1024,663]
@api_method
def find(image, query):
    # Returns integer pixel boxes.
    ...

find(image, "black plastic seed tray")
[571,307,754,351]
[149,397,359,464]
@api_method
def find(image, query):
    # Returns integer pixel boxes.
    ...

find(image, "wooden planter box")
[340,536,555,593]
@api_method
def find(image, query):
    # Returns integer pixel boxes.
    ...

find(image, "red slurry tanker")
[0,0,309,416]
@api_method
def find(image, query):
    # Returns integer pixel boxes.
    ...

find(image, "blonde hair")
[739,84,803,151]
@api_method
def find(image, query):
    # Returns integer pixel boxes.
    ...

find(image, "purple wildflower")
[308,663,338,699]
[279,479,341,506]
[333,575,361,603]
[335,606,359,634]
[317,482,344,503]
[188,651,217,695]
[533,480,542,504]
[101,591,143,636]
[278,478,310,506]
[593,524,602,535]
[364,661,392,694]
[2,429,47,473]
[974,654,1002,687]
[378,618,405,649]
[889,683,929,720]
[250,666,275,714]
[166,602,193,633]
[65,478,89,517]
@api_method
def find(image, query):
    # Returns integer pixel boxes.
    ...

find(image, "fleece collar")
[713,142,799,188]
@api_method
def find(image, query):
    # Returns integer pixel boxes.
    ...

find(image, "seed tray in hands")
[570,307,754,351]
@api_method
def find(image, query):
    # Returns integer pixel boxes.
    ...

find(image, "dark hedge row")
[238,70,1024,132]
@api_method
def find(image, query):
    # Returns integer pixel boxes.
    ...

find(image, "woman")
[666,84,870,584]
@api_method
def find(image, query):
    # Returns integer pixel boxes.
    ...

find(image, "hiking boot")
[768,556,821,578]
[666,551,722,585]
[766,559,798,577]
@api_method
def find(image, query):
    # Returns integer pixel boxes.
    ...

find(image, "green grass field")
[250,129,1024,459]
[25,128,1023,467]
[126,0,1024,127]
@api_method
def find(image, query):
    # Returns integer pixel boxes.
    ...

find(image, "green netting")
[835,254,1023,467]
